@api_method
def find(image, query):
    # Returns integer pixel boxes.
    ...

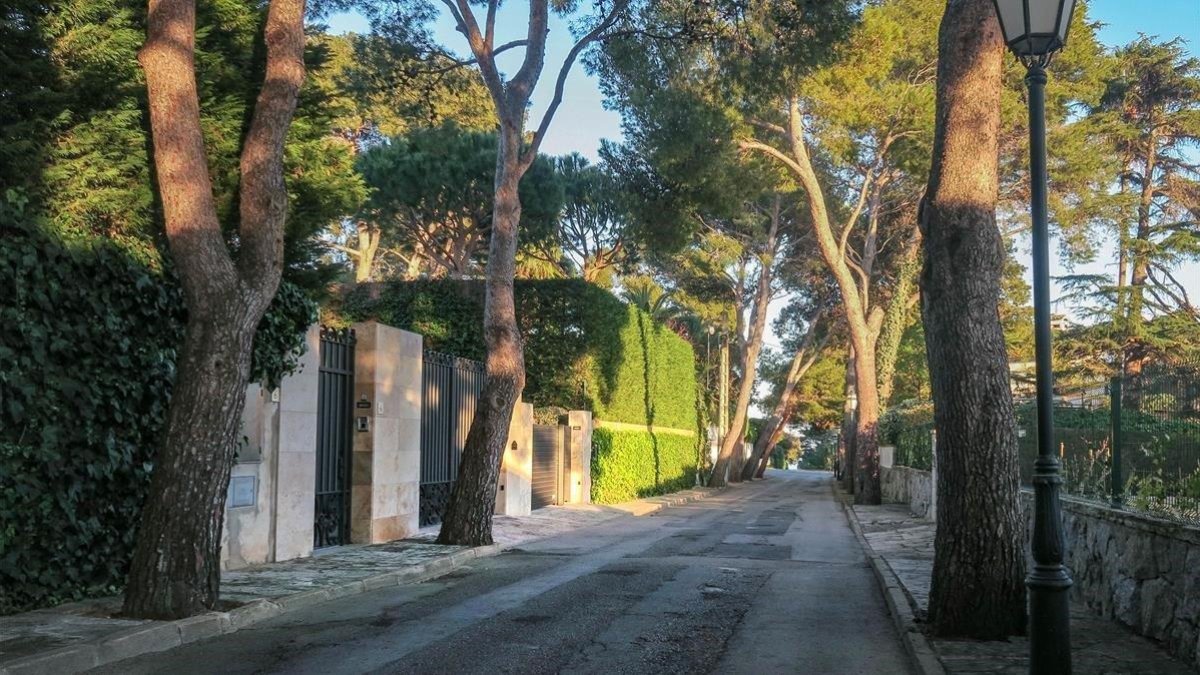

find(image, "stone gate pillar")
[351,321,422,543]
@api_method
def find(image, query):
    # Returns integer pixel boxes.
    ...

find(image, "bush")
[339,279,699,430]
[879,401,934,470]
[590,427,697,504]
[0,194,314,613]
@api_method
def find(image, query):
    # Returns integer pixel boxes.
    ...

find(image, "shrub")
[338,278,699,430]
[590,427,697,504]
[879,401,935,470]
[0,194,314,613]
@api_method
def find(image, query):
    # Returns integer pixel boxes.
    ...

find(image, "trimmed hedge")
[0,196,314,613]
[339,279,699,430]
[879,401,934,471]
[590,427,697,503]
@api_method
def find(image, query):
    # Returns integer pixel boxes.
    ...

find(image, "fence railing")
[419,349,485,526]
[1017,358,1200,525]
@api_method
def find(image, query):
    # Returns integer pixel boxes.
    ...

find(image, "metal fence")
[1017,358,1200,525]
[419,349,485,527]
[315,327,355,549]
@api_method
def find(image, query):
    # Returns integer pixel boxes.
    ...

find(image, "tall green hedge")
[339,279,699,430]
[591,427,697,503]
[0,195,314,613]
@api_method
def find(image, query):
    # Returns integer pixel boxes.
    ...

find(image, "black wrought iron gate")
[315,327,355,549]
[420,350,485,526]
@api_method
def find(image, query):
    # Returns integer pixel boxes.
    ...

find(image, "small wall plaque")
[228,476,256,508]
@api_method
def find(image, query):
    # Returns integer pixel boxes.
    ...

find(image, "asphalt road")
[93,471,913,675]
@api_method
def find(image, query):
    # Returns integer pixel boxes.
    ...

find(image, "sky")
[325,0,1200,335]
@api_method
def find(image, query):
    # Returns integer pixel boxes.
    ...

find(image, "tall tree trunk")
[438,125,527,546]
[919,0,1025,639]
[355,221,381,282]
[710,205,779,487]
[1124,129,1157,381]
[851,341,881,505]
[741,316,825,480]
[755,414,788,477]
[124,0,304,619]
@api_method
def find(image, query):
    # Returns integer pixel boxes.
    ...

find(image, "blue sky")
[326,1,1200,322]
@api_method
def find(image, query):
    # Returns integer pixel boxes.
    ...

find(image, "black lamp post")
[990,1,1077,673]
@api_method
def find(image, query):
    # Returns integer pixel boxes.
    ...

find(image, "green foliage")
[355,124,562,277]
[0,0,362,292]
[0,195,312,613]
[878,401,934,471]
[590,428,696,504]
[338,278,699,430]
[799,431,838,471]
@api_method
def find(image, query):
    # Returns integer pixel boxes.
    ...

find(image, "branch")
[522,0,631,166]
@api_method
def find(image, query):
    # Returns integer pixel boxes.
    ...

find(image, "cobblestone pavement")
[853,504,1198,674]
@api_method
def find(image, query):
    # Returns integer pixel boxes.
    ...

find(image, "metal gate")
[532,424,568,510]
[315,327,355,549]
[420,350,485,526]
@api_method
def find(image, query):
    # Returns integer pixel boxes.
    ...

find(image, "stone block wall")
[880,466,934,520]
[1021,494,1200,668]
[222,324,321,569]
[496,402,534,516]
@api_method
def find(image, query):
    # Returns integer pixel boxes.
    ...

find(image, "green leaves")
[0,197,312,613]
[338,278,700,430]
[590,428,696,504]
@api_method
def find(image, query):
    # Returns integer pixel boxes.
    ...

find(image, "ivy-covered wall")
[339,279,700,430]
[591,427,697,504]
[0,197,314,613]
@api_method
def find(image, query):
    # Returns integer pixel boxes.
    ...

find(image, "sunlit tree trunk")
[124,0,304,619]
[742,314,825,480]
[710,203,779,487]
[919,0,1025,639]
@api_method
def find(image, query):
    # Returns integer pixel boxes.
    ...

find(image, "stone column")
[351,321,423,543]
[879,445,895,469]
[273,324,321,562]
[567,410,593,504]
[496,402,533,516]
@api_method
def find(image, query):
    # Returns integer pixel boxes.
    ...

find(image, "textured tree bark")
[437,126,525,545]
[850,341,881,505]
[710,209,778,487]
[354,222,381,282]
[919,0,1026,639]
[741,101,884,503]
[741,318,825,481]
[124,0,304,619]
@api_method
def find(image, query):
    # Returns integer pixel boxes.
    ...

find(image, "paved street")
[93,471,912,675]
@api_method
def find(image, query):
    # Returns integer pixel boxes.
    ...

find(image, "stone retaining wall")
[881,463,1200,667]
[880,466,934,520]
[1021,493,1200,668]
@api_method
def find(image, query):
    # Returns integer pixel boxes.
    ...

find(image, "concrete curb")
[835,486,946,675]
[0,488,716,675]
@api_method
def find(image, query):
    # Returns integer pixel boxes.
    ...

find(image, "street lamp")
[991,1,1077,673]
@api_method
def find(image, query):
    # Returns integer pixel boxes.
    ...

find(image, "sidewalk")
[0,487,717,675]
[848,502,1197,675]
